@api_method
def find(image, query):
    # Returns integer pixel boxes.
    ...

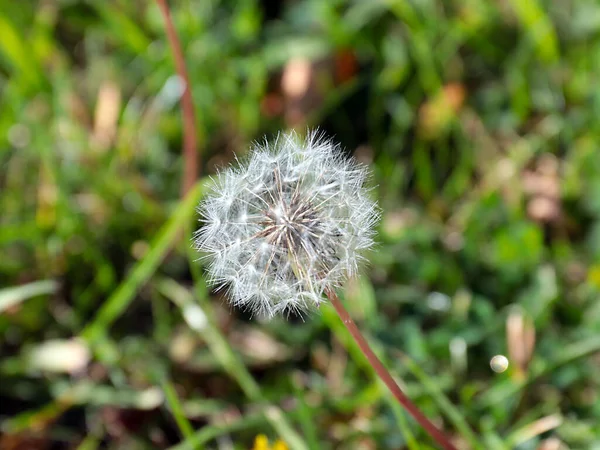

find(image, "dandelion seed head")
[194,130,379,318]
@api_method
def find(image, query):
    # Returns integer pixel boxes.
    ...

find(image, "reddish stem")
[156,0,199,196]
[325,288,458,450]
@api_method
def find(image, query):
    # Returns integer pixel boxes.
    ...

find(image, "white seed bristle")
[194,130,379,318]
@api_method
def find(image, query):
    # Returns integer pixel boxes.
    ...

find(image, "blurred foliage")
[2,0,600,449]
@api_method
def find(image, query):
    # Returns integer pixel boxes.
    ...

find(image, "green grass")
[2,0,600,448]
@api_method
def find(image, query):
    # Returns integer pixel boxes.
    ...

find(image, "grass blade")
[402,355,484,450]
[161,379,196,443]
[0,280,58,314]
[81,182,203,345]
[160,274,309,450]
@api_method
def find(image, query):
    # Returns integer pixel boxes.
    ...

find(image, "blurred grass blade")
[92,3,151,54]
[0,280,58,314]
[291,373,321,449]
[479,335,600,407]
[505,414,562,447]
[2,397,72,434]
[0,13,46,88]
[52,382,164,409]
[391,401,421,450]
[76,436,100,450]
[81,182,203,345]
[402,355,484,450]
[160,275,309,450]
[320,303,422,449]
[508,0,559,63]
[161,379,196,444]
[168,408,304,450]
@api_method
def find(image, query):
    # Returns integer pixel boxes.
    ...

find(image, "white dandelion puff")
[194,130,379,318]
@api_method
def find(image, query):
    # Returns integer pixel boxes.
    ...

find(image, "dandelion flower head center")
[195,131,378,317]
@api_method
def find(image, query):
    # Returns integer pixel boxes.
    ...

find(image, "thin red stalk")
[325,288,458,450]
[156,0,199,196]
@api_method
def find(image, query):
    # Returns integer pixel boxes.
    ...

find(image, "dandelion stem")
[155,0,199,196]
[325,287,458,450]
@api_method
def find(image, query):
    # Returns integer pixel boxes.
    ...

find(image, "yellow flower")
[252,434,288,450]
[272,440,289,450]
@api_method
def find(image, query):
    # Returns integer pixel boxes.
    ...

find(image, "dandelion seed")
[194,130,379,318]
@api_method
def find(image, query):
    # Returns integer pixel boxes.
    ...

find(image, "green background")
[1,0,600,448]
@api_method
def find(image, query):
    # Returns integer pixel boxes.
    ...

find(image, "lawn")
[1,1,600,449]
